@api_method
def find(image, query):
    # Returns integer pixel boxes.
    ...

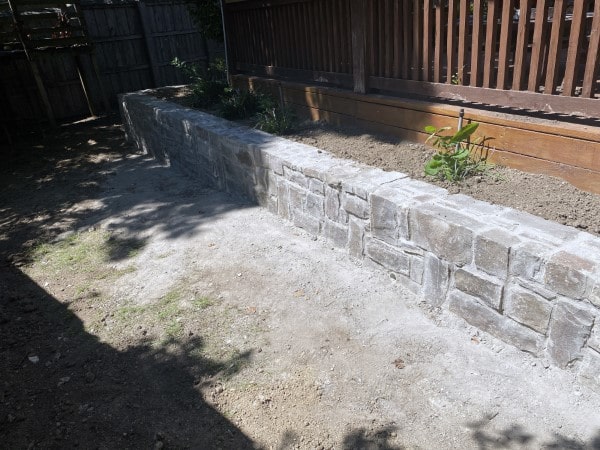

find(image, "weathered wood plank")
[527,0,549,92]
[582,0,600,98]
[562,0,587,96]
[497,0,515,89]
[544,0,567,95]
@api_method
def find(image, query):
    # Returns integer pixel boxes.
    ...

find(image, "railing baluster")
[457,0,468,85]
[446,0,457,84]
[582,0,600,98]
[512,0,533,91]
[423,0,432,81]
[483,0,499,88]
[434,0,446,83]
[544,0,567,95]
[497,0,515,89]
[527,0,549,92]
[562,0,587,96]
[469,0,483,86]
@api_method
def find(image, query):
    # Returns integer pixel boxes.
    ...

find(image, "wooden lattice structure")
[0,0,109,127]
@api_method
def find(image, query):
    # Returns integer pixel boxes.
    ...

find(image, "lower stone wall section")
[120,92,600,391]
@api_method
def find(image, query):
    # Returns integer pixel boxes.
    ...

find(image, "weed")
[218,88,259,120]
[164,320,184,338]
[116,305,145,321]
[255,106,295,135]
[192,296,213,309]
[157,289,181,320]
[423,122,493,183]
[171,57,228,108]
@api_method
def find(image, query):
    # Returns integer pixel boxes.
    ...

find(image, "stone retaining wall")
[120,92,600,391]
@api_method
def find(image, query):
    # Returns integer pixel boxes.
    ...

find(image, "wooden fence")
[1,0,222,125]
[225,0,600,118]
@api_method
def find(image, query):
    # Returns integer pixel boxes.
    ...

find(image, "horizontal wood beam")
[369,77,600,120]
[236,62,353,89]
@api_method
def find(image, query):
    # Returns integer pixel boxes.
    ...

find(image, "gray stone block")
[448,290,541,354]
[277,181,290,220]
[342,168,405,199]
[292,212,322,236]
[546,300,595,368]
[500,209,581,245]
[324,220,349,249]
[410,255,424,285]
[474,229,521,278]
[442,194,507,217]
[370,193,400,246]
[577,349,600,394]
[410,204,480,266]
[509,241,553,282]
[308,178,325,195]
[544,251,596,300]
[348,217,367,259]
[365,238,410,275]
[306,192,325,218]
[504,285,553,334]
[421,254,450,307]
[342,193,370,219]
[288,184,307,214]
[325,186,344,223]
[454,268,504,310]
[284,166,309,188]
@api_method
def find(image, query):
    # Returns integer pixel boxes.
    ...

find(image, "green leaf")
[451,122,479,143]
[424,125,437,134]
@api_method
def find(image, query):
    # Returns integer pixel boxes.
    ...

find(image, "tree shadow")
[0,264,256,448]
[467,419,600,450]
[0,114,260,447]
[342,426,404,450]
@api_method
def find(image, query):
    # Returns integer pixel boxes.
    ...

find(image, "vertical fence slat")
[457,0,468,85]
[378,0,385,77]
[384,0,392,77]
[582,0,600,98]
[393,0,401,78]
[433,0,446,83]
[469,0,483,86]
[401,0,410,78]
[544,0,567,95]
[527,0,549,92]
[562,0,587,96]
[497,0,515,89]
[483,0,499,88]
[351,0,368,92]
[512,0,533,90]
[446,0,457,84]
[411,0,422,79]
[423,0,432,81]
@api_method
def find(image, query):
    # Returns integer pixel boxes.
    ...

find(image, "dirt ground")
[2,116,600,450]
[151,86,600,237]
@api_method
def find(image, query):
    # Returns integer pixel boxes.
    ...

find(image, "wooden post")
[350,0,367,94]
[90,53,111,112]
[137,0,160,87]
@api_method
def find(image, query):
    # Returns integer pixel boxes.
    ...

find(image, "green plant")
[171,57,228,108]
[255,105,295,135]
[218,88,259,120]
[423,122,492,182]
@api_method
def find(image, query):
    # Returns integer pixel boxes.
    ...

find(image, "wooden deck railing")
[225,0,600,118]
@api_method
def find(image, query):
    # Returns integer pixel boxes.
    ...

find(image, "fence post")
[350,0,368,94]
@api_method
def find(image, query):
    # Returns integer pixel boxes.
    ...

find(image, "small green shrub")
[171,57,228,108]
[423,122,492,182]
[255,105,295,135]
[218,88,259,120]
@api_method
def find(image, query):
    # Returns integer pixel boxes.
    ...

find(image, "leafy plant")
[171,57,227,108]
[255,105,295,135]
[217,88,259,120]
[423,122,492,182]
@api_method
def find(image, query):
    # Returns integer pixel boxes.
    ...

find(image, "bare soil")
[152,86,600,237]
[2,115,600,449]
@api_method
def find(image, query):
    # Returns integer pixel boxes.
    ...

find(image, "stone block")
[341,168,405,199]
[546,300,595,368]
[348,217,367,259]
[365,238,410,275]
[284,166,309,188]
[308,178,325,195]
[288,185,306,214]
[500,209,581,244]
[292,212,321,236]
[410,255,424,285]
[509,241,553,282]
[544,251,595,300]
[474,229,521,278]
[325,186,344,223]
[421,254,450,307]
[324,220,349,249]
[370,192,400,246]
[342,193,370,219]
[306,193,324,218]
[277,181,290,220]
[577,349,600,394]
[448,291,541,354]
[442,194,507,217]
[323,162,363,189]
[504,285,553,334]
[454,268,504,310]
[409,204,480,266]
